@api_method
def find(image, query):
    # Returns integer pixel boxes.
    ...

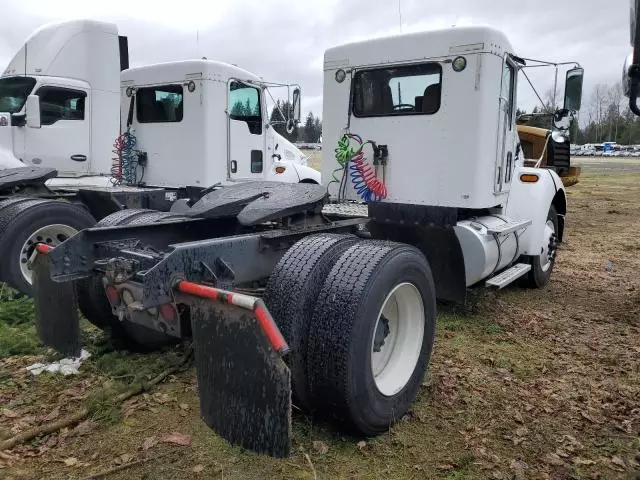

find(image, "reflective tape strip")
[176,281,289,356]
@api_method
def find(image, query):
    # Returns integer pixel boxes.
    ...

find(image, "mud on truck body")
[0,19,316,296]
[32,26,584,457]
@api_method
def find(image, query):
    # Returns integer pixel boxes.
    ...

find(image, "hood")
[272,131,309,165]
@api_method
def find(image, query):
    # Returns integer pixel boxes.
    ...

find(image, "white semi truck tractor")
[0,19,318,294]
[29,25,583,457]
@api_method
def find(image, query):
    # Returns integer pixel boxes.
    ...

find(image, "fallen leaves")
[542,452,566,466]
[162,432,192,446]
[142,436,158,451]
[509,459,527,480]
[312,440,329,455]
[114,453,135,465]
[43,407,60,422]
[580,410,603,424]
[63,456,79,466]
[193,464,205,473]
[609,455,626,471]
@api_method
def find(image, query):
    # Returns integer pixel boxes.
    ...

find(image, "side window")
[501,61,515,130]
[228,81,262,135]
[136,85,183,123]
[36,87,86,126]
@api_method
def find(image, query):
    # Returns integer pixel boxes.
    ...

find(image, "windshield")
[0,76,37,113]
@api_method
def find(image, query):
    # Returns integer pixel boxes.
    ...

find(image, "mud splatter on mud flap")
[32,249,81,357]
[190,300,292,458]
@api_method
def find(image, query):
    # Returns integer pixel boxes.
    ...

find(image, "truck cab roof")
[121,60,263,86]
[324,26,513,69]
[2,19,120,93]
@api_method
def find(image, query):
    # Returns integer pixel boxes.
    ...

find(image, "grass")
[0,287,41,358]
[0,168,639,479]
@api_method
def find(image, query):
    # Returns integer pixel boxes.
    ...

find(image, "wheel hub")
[370,282,425,397]
[373,314,390,352]
[21,224,78,285]
[540,219,557,273]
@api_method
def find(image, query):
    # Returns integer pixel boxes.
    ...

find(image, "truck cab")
[119,60,319,188]
[0,20,122,177]
[322,26,583,291]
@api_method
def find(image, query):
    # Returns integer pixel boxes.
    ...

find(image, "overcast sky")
[0,0,631,120]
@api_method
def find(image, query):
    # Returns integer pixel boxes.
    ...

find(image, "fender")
[505,166,566,257]
[265,160,301,183]
[291,163,321,184]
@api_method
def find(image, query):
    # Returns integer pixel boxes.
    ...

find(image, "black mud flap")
[190,302,291,457]
[32,253,81,357]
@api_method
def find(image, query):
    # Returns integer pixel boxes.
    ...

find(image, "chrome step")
[486,263,531,289]
[486,219,531,236]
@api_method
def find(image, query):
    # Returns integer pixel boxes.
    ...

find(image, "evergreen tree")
[269,100,298,142]
[303,112,315,143]
[313,117,322,143]
[230,100,245,116]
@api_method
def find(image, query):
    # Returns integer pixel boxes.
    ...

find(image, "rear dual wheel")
[0,198,96,295]
[266,237,436,435]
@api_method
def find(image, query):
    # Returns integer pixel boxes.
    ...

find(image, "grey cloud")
[0,0,630,118]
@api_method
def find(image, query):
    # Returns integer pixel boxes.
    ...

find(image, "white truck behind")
[0,19,318,294]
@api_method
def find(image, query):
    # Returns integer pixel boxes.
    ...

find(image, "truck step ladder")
[486,219,531,236]
[486,263,531,289]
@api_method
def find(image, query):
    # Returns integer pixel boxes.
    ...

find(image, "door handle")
[70,154,87,162]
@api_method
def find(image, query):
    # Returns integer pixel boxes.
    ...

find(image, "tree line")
[518,82,640,145]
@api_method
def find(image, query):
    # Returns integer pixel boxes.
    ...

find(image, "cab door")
[495,56,518,193]
[24,86,90,174]
[227,81,265,181]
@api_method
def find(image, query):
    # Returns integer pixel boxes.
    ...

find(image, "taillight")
[105,286,120,305]
[159,303,178,324]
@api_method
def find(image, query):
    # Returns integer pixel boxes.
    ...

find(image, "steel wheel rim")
[370,282,425,396]
[540,219,556,272]
[20,224,78,284]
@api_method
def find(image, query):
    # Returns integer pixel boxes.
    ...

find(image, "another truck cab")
[0,20,122,176]
[119,60,319,188]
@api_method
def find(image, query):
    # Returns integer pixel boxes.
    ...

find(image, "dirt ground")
[0,158,638,479]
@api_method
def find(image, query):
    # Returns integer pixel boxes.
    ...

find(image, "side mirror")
[627,0,640,115]
[292,88,301,124]
[25,95,41,128]
[563,67,584,112]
